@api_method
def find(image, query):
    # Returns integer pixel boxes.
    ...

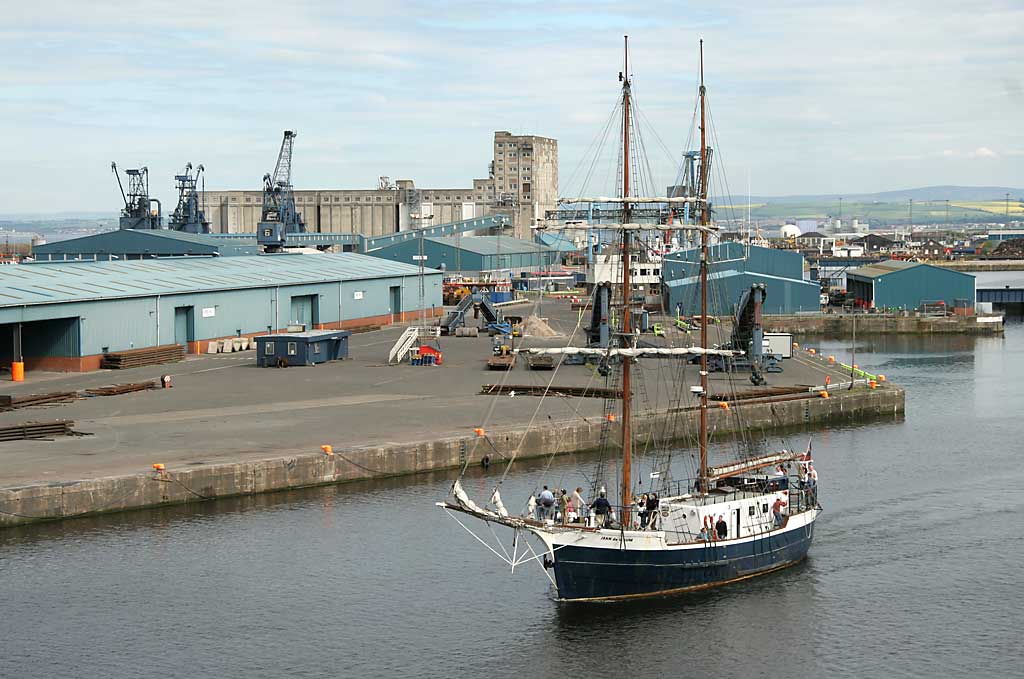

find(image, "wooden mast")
[698,39,710,491]
[620,35,633,519]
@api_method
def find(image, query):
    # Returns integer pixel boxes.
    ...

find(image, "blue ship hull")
[550,520,815,601]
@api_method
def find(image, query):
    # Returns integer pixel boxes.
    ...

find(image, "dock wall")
[0,386,904,528]
[765,314,1003,336]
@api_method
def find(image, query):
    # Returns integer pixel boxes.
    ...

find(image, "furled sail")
[491,488,509,518]
[452,479,495,518]
[707,451,796,481]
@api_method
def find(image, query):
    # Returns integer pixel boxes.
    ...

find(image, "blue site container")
[254,330,351,367]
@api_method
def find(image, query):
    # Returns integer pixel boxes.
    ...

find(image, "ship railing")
[662,476,818,513]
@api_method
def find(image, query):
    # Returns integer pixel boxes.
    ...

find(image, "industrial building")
[31,229,258,261]
[0,253,441,373]
[366,235,558,276]
[200,131,557,240]
[663,243,820,315]
[845,260,975,310]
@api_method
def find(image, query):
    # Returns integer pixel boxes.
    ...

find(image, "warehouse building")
[845,260,975,310]
[663,243,820,315]
[0,253,441,373]
[201,131,557,240]
[30,229,258,261]
[366,235,558,276]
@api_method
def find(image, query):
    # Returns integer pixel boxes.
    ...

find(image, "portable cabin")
[255,330,351,367]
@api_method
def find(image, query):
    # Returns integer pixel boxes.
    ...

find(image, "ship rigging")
[438,38,822,602]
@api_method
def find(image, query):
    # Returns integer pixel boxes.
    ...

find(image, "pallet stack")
[0,420,76,442]
[101,344,185,370]
[0,392,78,411]
[84,381,160,396]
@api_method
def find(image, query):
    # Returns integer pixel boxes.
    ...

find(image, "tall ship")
[439,39,821,602]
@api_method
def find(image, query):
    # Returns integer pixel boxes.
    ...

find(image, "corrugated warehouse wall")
[0,254,442,371]
[663,243,805,282]
[665,271,821,316]
[6,276,439,357]
[368,236,557,274]
[871,265,975,309]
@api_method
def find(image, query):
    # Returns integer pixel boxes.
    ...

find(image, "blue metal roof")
[535,232,580,252]
[422,235,554,256]
[846,259,975,282]
[664,269,820,289]
[32,228,258,258]
[256,329,352,340]
[0,253,428,307]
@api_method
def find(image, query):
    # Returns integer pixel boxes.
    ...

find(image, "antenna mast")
[620,35,633,518]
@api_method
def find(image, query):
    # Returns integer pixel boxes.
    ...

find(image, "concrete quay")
[0,300,904,528]
[765,313,1003,336]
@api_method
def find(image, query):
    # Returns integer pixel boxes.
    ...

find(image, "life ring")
[276,357,289,368]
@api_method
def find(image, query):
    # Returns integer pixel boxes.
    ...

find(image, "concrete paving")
[0,298,861,488]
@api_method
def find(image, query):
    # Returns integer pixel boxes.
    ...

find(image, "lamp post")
[410,212,433,327]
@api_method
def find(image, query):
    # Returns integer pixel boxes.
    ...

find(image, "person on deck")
[538,486,555,521]
[806,464,819,504]
[646,493,659,530]
[638,493,649,529]
[772,497,788,527]
[774,464,786,476]
[558,489,569,524]
[715,515,728,539]
[592,492,612,528]
[698,526,710,541]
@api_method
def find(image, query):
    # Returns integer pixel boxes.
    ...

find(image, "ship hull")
[548,515,816,602]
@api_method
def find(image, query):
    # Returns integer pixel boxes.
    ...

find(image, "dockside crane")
[111,162,162,230]
[258,130,306,251]
[167,162,210,234]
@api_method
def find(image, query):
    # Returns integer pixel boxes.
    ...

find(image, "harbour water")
[2,295,1022,678]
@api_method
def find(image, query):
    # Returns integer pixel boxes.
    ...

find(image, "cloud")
[0,0,1022,211]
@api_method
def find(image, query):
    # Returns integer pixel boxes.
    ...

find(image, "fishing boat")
[438,38,821,602]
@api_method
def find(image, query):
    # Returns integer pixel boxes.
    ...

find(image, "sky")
[2,0,1022,214]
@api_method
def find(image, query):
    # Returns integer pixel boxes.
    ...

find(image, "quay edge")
[0,386,904,529]
[765,313,1003,336]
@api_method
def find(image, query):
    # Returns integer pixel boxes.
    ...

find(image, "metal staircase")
[388,326,440,365]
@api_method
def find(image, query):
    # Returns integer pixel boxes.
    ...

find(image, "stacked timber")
[84,381,160,396]
[101,344,184,369]
[0,392,78,411]
[0,420,76,442]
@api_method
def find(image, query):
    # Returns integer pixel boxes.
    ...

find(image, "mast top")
[620,35,630,87]
[699,38,705,94]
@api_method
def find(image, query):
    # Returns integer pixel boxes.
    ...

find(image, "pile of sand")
[521,314,559,337]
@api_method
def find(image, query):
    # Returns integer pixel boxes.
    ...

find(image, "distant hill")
[724,186,1024,205]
